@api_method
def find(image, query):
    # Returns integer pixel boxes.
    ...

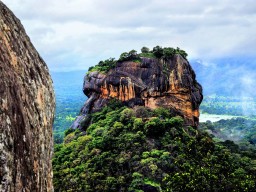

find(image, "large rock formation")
[73,54,203,129]
[0,2,55,191]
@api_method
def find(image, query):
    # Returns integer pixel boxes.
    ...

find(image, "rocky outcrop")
[73,54,203,129]
[0,2,55,191]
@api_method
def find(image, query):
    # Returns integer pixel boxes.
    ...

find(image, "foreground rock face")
[0,2,55,191]
[73,54,203,129]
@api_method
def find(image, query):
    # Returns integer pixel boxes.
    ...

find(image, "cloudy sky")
[2,0,256,72]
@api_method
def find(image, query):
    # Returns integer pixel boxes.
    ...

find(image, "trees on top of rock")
[163,47,175,61]
[88,57,116,73]
[175,47,188,59]
[88,45,188,74]
[119,49,139,62]
[152,46,188,60]
[141,46,150,53]
[152,45,164,58]
[118,46,188,62]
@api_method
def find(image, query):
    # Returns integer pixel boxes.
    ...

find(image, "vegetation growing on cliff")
[53,103,256,191]
[87,46,188,74]
[88,58,116,74]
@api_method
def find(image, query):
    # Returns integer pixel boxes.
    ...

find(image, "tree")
[175,47,188,59]
[88,58,116,73]
[152,46,164,58]
[163,47,175,61]
[141,46,150,53]
[119,52,129,61]
[128,49,138,60]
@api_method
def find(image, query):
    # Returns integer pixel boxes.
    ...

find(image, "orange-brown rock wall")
[73,54,203,129]
[0,2,55,191]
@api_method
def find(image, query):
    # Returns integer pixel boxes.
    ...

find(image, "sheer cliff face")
[0,2,55,191]
[76,55,202,128]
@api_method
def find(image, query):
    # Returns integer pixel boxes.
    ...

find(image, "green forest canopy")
[53,102,256,191]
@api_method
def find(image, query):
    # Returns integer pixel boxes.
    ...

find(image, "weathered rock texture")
[73,54,203,129]
[0,2,55,191]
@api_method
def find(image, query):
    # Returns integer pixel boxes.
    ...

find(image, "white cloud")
[2,0,256,71]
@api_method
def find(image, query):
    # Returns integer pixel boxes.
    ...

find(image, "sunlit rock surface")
[0,2,55,191]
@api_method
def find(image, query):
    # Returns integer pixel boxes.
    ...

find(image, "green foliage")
[119,49,141,62]
[53,106,256,191]
[152,46,164,58]
[87,46,188,76]
[144,117,165,137]
[119,52,129,61]
[133,118,144,131]
[134,106,152,119]
[175,47,188,59]
[107,98,125,110]
[141,46,150,53]
[64,132,76,144]
[120,108,135,123]
[128,49,138,59]
[64,129,83,144]
[139,52,156,58]
[118,45,188,63]
[151,46,188,60]
[153,107,171,119]
[64,128,75,137]
[163,47,175,61]
[88,58,116,74]
[200,117,256,159]
[53,131,65,144]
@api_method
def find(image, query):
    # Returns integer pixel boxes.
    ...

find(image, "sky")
[2,0,256,72]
